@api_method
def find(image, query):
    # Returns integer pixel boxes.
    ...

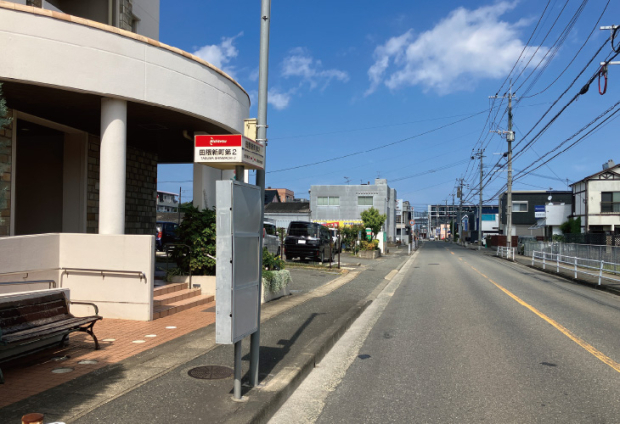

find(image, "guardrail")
[532,250,620,286]
[497,246,515,261]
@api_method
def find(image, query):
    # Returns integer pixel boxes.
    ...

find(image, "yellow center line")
[468,266,620,373]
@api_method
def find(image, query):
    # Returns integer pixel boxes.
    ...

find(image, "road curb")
[236,252,417,424]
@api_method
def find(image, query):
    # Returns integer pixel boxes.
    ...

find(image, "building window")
[318,196,339,206]
[601,192,620,212]
[358,196,373,206]
[512,201,528,212]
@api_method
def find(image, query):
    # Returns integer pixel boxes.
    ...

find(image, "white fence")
[532,250,620,286]
[497,246,516,261]
[523,241,620,270]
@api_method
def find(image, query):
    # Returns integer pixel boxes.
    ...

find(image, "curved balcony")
[0,2,250,161]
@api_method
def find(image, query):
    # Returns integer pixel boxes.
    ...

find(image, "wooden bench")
[0,290,102,384]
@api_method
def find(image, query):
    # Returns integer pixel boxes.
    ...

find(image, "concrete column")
[99,98,127,234]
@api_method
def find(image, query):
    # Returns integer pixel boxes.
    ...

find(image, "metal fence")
[523,241,620,274]
[532,250,620,285]
[564,232,620,246]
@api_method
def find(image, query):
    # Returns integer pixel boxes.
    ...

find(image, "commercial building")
[571,160,620,234]
[264,202,311,230]
[0,1,249,320]
[310,179,397,242]
[395,200,412,243]
[499,191,572,238]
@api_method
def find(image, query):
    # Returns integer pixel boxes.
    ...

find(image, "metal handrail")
[532,250,620,286]
[0,280,56,289]
[62,268,146,282]
[0,268,60,279]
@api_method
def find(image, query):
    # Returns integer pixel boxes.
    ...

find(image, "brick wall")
[87,137,157,235]
[125,147,157,234]
[118,0,134,32]
[0,113,13,237]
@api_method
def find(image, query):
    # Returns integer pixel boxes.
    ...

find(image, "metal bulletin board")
[215,180,262,344]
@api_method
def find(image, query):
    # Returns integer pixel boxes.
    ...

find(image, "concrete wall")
[0,233,154,320]
[132,0,159,40]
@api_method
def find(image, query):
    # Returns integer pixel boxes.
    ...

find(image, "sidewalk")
[0,249,412,423]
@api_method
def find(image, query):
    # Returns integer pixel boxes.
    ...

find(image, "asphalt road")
[275,241,620,423]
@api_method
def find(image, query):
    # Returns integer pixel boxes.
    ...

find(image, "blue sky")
[158,0,620,211]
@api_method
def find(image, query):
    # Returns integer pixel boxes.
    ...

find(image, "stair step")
[153,295,215,319]
[153,282,188,297]
[154,288,202,307]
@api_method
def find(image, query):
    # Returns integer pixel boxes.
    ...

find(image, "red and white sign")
[194,135,265,170]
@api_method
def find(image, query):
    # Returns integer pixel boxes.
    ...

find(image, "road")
[271,241,620,423]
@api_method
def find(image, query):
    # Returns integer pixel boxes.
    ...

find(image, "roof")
[570,163,620,186]
[264,202,311,214]
[264,190,281,204]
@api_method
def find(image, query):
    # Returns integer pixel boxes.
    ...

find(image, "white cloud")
[281,47,349,90]
[268,89,292,110]
[193,32,243,76]
[365,2,548,95]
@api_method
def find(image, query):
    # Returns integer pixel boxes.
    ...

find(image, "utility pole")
[457,178,464,244]
[472,150,485,250]
[490,88,516,249]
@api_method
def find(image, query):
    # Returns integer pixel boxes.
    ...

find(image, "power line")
[267,109,488,174]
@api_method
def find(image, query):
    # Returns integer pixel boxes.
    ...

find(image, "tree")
[0,83,11,130]
[361,207,386,240]
[560,217,582,234]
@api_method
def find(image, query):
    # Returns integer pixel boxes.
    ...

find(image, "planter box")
[262,270,292,304]
[171,275,216,298]
[262,284,290,304]
[358,250,381,259]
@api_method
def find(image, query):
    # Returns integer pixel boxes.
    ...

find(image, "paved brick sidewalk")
[0,300,215,408]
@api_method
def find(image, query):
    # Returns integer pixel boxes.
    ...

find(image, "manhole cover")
[52,367,74,374]
[78,360,98,365]
[188,366,234,380]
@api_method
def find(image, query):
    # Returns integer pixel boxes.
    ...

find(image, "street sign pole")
[250,0,271,388]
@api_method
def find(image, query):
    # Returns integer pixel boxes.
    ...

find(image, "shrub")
[360,239,379,251]
[171,205,216,275]
[263,248,285,271]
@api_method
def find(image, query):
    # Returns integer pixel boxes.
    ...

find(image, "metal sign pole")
[250,0,271,388]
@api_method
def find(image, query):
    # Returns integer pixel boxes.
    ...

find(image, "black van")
[284,221,333,262]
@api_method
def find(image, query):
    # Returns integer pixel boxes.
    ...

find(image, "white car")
[329,228,341,253]
[263,221,281,256]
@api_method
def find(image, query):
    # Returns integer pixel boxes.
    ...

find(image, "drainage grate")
[188,365,234,380]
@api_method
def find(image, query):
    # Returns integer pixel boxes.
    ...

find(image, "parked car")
[155,221,180,251]
[284,221,333,262]
[263,221,281,256]
[329,228,341,253]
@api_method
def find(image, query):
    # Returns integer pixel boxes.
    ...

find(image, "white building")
[0,1,249,320]
[157,191,179,213]
[571,160,620,234]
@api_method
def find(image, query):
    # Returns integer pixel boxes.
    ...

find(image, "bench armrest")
[70,301,99,316]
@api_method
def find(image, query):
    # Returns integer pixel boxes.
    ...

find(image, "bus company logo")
[209,138,228,146]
